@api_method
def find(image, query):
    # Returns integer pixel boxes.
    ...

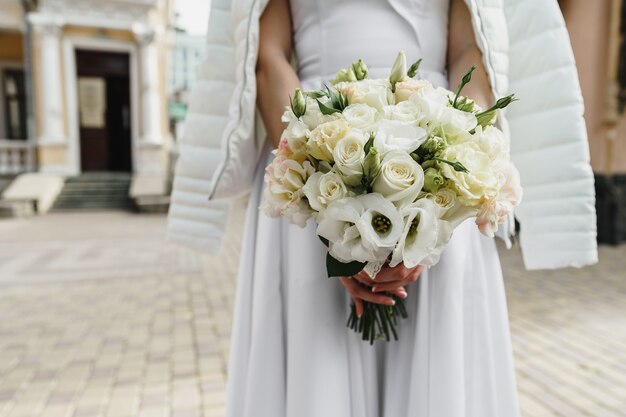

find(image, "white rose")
[341,79,395,111]
[303,171,349,212]
[374,119,427,153]
[342,104,380,130]
[333,132,366,186]
[394,78,432,102]
[382,101,422,123]
[426,188,477,228]
[439,142,499,206]
[317,193,403,264]
[372,150,424,208]
[307,119,350,161]
[390,198,447,268]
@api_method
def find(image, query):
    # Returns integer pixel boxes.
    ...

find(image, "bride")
[167,0,598,416]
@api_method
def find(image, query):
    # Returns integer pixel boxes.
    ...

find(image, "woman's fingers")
[353,296,364,317]
[353,272,374,287]
[372,267,424,293]
[374,264,414,283]
[340,277,395,306]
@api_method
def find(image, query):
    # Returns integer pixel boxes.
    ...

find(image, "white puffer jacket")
[167,0,598,270]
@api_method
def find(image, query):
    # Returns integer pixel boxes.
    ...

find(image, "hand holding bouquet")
[262,51,522,344]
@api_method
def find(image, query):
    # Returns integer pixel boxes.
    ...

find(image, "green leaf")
[316,99,341,115]
[326,253,366,278]
[407,58,423,78]
[306,90,327,99]
[363,133,375,155]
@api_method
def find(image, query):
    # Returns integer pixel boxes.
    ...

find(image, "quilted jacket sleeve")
[504,0,598,269]
[167,0,236,253]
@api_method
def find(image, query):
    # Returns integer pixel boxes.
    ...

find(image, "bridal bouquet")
[262,51,522,344]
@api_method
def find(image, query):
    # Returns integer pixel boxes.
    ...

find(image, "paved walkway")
[0,208,624,417]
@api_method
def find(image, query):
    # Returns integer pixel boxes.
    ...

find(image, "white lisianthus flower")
[390,198,444,268]
[342,104,380,130]
[473,125,510,162]
[307,119,350,161]
[475,162,522,237]
[372,150,424,208]
[438,142,499,206]
[333,132,366,186]
[341,79,395,111]
[410,85,450,121]
[374,119,427,153]
[317,193,403,264]
[261,155,316,226]
[394,78,432,102]
[437,106,478,137]
[383,101,422,124]
[303,171,349,212]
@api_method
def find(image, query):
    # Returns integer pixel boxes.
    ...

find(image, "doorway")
[75,50,131,172]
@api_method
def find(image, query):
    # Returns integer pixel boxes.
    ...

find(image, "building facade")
[0,0,172,181]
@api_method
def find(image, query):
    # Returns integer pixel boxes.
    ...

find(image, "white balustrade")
[0,140,35,174]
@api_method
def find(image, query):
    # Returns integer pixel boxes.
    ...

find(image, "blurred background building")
[0,0,624,242]
[0,0,207,214]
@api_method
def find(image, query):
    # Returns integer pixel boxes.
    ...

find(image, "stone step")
[52,172,134,211]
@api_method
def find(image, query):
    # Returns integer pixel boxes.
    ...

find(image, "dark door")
[2,69,27,140]
[75,50,131,172]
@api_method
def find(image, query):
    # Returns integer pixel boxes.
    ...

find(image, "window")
[2,69,27,140]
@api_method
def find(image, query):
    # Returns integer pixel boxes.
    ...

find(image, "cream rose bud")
[383,101,422,123]
[372,150,424,208]
[342,104,380,129]
[307,119,350,161]
[439,142,499,206]
[303,171,348,212]
[333,133,366,186]
[374,119,428,153]
[342,79,395,111]
[394,79,432,102]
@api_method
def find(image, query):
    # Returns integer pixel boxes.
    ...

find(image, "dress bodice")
[289,0,450,89]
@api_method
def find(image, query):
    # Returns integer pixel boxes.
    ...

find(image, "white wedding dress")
[226,0,521,416]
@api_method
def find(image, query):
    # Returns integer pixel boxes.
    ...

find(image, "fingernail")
[371,286,379,292]
[387,299,395,306]
[398,290,407,299]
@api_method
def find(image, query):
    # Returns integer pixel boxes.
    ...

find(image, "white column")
[134,25,163,145]
[37,20,66,144]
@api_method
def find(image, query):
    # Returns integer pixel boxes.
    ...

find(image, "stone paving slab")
[0,207,624,417]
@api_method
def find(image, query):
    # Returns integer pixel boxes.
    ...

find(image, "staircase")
[52,172,135,211]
